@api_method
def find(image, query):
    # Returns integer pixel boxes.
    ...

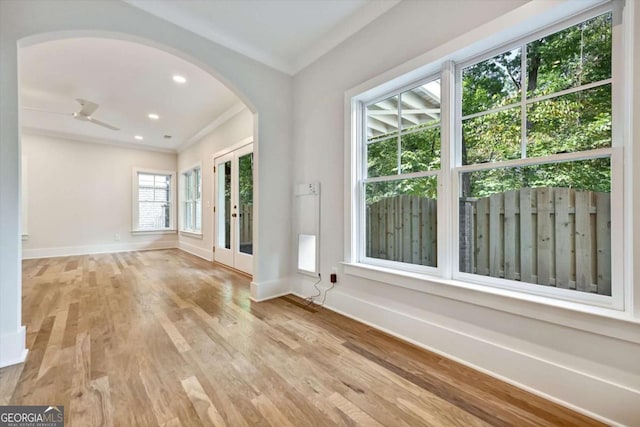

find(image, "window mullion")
[521,43,528,159]
[441,60,455,279]
[397,95,402,174]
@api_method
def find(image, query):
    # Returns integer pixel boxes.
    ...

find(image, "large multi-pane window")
[134,171,175,231]
[356,7,622,304]
[181,166,202,233]
[458,12,613,296]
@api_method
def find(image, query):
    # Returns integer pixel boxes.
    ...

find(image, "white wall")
[292,0,640,425]
[0,0,292,368]
[21,133,178,258]
[177,108,253,261]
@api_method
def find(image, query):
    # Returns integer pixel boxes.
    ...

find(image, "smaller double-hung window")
[181,166,202,234]
[363,76,441,271]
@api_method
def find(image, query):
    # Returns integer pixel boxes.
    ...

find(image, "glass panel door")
[214,143,253,275]
[214,153,234,268]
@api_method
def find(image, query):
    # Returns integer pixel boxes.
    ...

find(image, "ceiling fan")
[23,98,120,131]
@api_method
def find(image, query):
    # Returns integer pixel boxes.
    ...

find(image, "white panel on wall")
[295,182,320,275]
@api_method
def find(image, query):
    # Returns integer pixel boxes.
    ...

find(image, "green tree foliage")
[366,12,612,203]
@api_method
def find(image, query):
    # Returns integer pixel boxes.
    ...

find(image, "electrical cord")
[304,274,322,306]
[320,282,335,306]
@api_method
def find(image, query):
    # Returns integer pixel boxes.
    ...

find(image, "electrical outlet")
[114,233,120,241]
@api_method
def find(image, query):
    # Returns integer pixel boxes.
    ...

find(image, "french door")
[214,143,253,274]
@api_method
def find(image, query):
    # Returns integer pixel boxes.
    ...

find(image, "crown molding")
[177,102,247,153]
[21,127,177,154]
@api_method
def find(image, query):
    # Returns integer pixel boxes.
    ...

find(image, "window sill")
[342,262,640,344]
[179,230,203,239]
[131,229,176,236]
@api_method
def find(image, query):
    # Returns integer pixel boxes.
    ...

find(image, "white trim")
[131,229,176,235]
[178,240,212,261]
[250,278,291,302]
[288,288,637,427]
[22,240,178,259]
[178,102,247,152]
[21,155,28,238]
[125,0,401,75]
[21,127,176,154]
[211,136,253,160]
[0,326,28,368]
[342,262,640,344]
[179,230,203,239]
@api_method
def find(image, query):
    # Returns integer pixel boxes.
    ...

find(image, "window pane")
[195,200,202,232]
[365,176,437,267]
[138,201,170,230]
[195,168,201,200]
[527,13,611,98]
[527,84,611,157]
[462,47,521,116]
[367,95,399,142]
[367,137,398,177]
[458,158,611,295]
[184,201,192,230]
[462,107,521,164]
[400,79,440,131]
[400,128,440,173]
[239,153,253,255]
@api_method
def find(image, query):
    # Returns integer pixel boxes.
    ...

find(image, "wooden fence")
[366,187,611,295]
[366,196,437,267]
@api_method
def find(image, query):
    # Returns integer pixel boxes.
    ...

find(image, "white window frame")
[180,162,203,236]
[358,73,444,277]
[132,167,177,234]
[345,0,632,320]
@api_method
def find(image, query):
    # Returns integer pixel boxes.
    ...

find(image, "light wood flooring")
[0,249,603,426]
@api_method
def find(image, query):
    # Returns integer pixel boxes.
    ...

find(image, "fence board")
[537,188,552,286]
[428,199,437,267]
[575,191,593,292]
[459,200,474,273]
[489,193,503,278]
[519,189,534,283]
[596,192,611,295]
[554,188,571,288]
[411,197,420,264]
[402,196,411,264]
[475,197,489,276]
[504,191,517,280]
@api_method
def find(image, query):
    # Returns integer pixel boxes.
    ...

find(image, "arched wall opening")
[0,0,293,368]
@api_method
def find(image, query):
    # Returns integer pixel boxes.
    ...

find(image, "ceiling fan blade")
[76,98,99,116]
[23,107,72,116]
[87,117,120,131]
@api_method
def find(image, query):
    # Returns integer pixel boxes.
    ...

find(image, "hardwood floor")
[0,249,602,426]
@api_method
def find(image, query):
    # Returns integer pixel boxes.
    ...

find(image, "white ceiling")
[19,1,401,151]
[19,37,242,152]
[125,0,401,74]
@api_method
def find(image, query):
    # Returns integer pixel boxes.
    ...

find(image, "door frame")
[212,137,254,275]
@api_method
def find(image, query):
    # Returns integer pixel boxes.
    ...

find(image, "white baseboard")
[250,277,291,302]
[178,240,213,261]
[0,326,28,368]
[22,240,178,259]
[289,288,639,427]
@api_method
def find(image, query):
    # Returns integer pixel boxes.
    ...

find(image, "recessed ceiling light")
[148,113,159,120]
[172,75,186,84]
[134,135,144,140]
